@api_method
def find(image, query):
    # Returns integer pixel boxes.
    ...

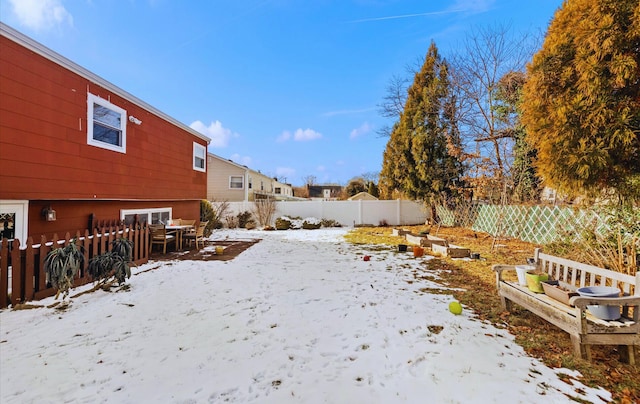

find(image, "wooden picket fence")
[0,223,149,308]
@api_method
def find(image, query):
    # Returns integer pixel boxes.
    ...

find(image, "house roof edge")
[0,22,211,145]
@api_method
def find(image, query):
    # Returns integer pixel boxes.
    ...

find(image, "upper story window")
[229,175,244,189]
[87,93,127,153]
[275,187,281,194]
[193,143,206,172]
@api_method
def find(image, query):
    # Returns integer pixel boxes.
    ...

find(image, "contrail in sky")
[348,9,464,23]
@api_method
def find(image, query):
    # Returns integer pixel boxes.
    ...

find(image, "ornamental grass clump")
[87,237,134,288]
[44,239,84,300]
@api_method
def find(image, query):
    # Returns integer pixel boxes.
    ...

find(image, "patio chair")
[184,221,208,249]
[181,219,196,235]
[149,224,176,254]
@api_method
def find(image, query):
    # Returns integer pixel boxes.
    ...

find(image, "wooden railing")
[0,223,149,308]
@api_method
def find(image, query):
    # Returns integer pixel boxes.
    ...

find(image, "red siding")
[0,35,208,201]
[28,200,199,241]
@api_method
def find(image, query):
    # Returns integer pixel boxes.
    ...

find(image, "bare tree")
[378,74,409,120]
[360,171,379,184]
[302,175,316,186]
[376,56,424,137]
[450,24,537,185]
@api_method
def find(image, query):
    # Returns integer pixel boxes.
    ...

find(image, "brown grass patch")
[346,225,639,403]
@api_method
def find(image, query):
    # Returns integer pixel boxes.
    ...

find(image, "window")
[0,200,28,243]
[87,93,127,153]
[121,207,171,225]
[229,176,244,189]
[193,143,206,172]
[275,187,281,194]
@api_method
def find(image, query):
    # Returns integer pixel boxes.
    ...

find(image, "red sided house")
[0,23,211,243]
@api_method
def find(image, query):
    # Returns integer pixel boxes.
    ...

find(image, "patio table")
[165,224,194,250]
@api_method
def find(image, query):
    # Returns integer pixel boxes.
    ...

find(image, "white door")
[0,200,29,244]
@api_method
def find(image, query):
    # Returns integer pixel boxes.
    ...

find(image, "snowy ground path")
[0,229,611,403]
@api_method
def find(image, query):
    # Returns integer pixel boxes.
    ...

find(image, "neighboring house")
[206,153,294,202]
[0,23,211,243]
[347,192,378,201]
[307,185,343,201]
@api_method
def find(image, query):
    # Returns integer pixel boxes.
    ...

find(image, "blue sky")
[1,0,562,186]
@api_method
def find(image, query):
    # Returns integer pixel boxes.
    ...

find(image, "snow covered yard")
[0,228,611,403]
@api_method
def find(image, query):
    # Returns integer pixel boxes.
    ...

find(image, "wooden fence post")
[98,227,106,255]
[81,230,90,282]
[37,235,49,292]
[24,237,34,302]
[108,226,115,250]
[10,239,21,306]
[0,238,9,308]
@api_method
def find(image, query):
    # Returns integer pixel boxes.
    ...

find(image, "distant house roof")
[347,192,378,201]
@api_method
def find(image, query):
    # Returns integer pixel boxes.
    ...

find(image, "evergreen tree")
[494,71,541,202]
[521,0,640,201]
[379,123,406,199]
[344,177,367,197]
[367,181,379,198]
[379,42,464,206]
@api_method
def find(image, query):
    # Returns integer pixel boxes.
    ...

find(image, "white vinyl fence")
[224,200,429,227]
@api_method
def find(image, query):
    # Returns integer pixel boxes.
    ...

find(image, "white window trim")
[193,142,206,172]
[0,200,29,243]
[121,207,172,224]
[229,175,244,189]
[87,93,127,153]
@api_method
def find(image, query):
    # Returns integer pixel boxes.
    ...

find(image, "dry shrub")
[253,198,276,227]
[546,204,639,275]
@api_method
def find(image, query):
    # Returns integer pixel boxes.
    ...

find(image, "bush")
[302,218,321,229]
[545,204,640,274]
[225,215,239,229]
[320,219,342,228]
[87,238,134,286]
[201,199,231,235]
[44,240,84,299]
[275,217,291,230]
[237,211,253,228]
[253,198,276,227]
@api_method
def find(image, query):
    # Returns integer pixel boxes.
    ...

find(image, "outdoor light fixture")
[129,115,142,125]
[42,205,56,221]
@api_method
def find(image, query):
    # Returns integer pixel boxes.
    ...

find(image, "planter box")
[431,243,470,258]
[392,228,411,237]
[541,280,578,305]
[405,233,448,248]
[423,235,448,248]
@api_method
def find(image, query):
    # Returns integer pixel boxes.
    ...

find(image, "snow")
[0,228,612,403]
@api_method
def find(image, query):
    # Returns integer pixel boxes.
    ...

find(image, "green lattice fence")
[437,204,607,244]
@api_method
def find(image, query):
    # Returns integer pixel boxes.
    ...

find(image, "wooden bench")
[493,248,640,364]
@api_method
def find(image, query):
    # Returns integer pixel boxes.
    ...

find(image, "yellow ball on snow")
[449,301,463,315]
